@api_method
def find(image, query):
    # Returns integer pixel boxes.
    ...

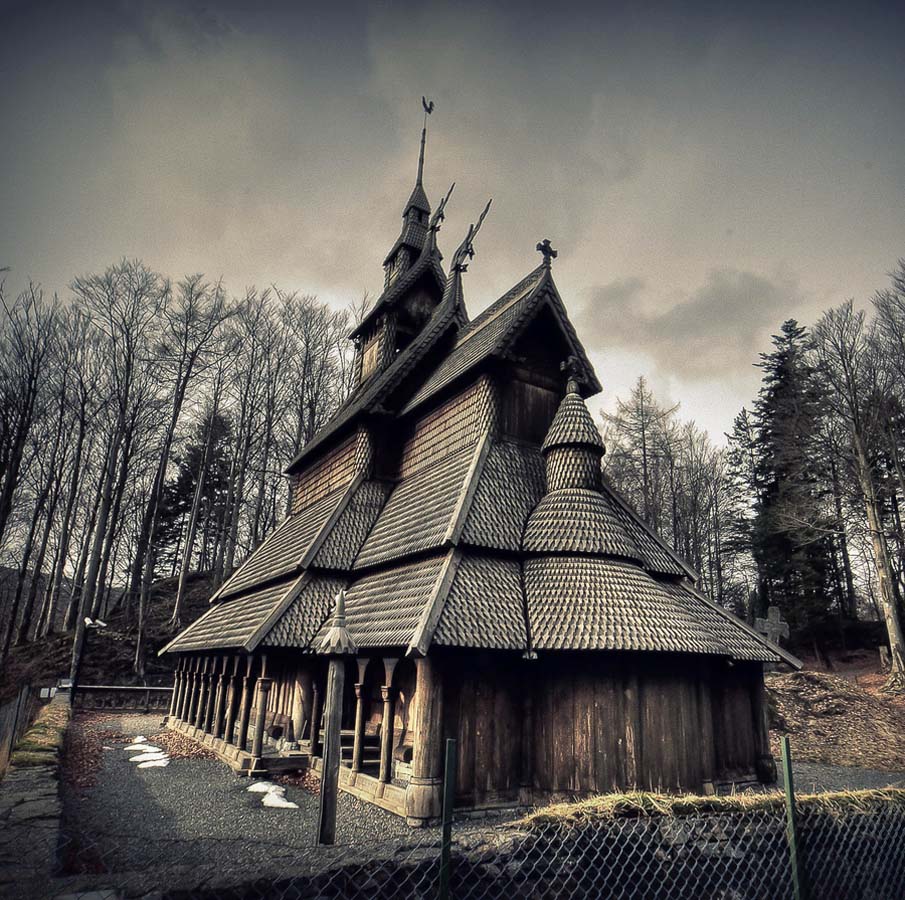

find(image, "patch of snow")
[125,743,160,752]
[247,782,285,794]
[137,759,169,768]
[261,792,298,809]
[130,751,169,762]
[132,736,146,743]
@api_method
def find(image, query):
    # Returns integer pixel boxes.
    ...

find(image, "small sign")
[40,688,50,699]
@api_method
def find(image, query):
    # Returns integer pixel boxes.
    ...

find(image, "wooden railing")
[72,684,173,713]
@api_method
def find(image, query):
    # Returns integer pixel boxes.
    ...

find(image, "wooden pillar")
[169,658,183,717]
[223,655,242,745]
[378,657,399,786]
[236,657,255,753]
[212,656,229,738]
[203,658,218,733]
[404,655,444,826]
[194,658,210,729]
[179,656,198,724]
[291,667,312,745]
[309,680,323,758]
[519,659,535,803]
[251,677,272,761]
[350,659,368,773]
[751,665,776,784]
[317,657,346,844]
[178,658,193,720]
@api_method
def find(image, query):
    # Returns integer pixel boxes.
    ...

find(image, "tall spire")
[383,99,435,280]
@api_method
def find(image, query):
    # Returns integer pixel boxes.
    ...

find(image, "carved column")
[188,657,203,722]
[223,656,242,745]
[251,677,272,761]
[350,659,369,773]
[168,658,182,718]
[378,685,396,785]
[178,658,194,720]
[309,680,323,758]
[404,655,444,825]
[194,658,210,729]
[203,659,218,733]
[290,668,312,745]
[212,656,229,738]
[236,657,255,752]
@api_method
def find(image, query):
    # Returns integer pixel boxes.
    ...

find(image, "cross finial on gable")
[755,605,790,646]
[560,355,583,394]
[536,238,558,268]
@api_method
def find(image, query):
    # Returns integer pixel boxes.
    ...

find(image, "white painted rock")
[262,792,298,809]
[138,759,169,768]
[129,751,168,762]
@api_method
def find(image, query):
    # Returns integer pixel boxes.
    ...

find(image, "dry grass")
[10,699,70,768]
[513,788,905,828]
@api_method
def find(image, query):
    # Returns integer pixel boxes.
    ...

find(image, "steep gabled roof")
[286,271,461,474]
[401,265,600,416]
[350,249,446,341]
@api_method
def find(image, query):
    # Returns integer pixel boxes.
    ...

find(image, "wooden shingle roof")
[402,266,600,415]
[162,577,301,653]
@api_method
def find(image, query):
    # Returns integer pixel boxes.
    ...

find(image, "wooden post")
[438,738,458,900]
[290,666,311,745]
[223,655,241,745]
[194,658,210,729]
[781,736,808,900]
[404,655,444,825]
[316,591,357,846]
[378,685,396,784]
[351,674,367,773]
[203,659,218,733]
[168,658,182,717]
[309,681,322,757]
[213,656,229,738]
[236,657,255,753]
[317,658,346,845]
[184,658,199,723]
[251,677,272,761]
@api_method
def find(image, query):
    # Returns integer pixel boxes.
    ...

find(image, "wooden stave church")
[162,124,800,825]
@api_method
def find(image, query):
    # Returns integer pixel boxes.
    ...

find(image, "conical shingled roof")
[542,386,605,454]
[523,488,642,562]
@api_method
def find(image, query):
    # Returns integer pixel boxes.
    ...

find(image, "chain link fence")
[7,786,903,899]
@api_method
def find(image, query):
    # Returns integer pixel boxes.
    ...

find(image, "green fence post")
[438,738,457,900]
[781,735,808,900]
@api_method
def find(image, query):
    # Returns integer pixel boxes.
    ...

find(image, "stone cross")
[755,606,790,646]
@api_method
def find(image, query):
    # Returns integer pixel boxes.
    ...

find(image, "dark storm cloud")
[578,270,801,378]
[2,0,904,439]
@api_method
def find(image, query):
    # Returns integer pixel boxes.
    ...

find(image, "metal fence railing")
[10,737,905,899]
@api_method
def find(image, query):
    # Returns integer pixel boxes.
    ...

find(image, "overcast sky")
[2,0,903,441]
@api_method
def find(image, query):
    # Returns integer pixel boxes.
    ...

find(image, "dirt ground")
[768,651,905,771]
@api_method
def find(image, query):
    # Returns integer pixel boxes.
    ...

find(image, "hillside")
[768,663,905,771]
[0,573,213,702]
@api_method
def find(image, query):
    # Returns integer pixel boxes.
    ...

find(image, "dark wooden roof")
[166,241,800,669]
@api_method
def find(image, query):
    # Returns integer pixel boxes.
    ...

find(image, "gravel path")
[60,713,433,886]
[779,760,905,793]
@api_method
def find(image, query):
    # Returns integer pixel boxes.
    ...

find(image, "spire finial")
[451,199,493,273]
[417,97,434,187]
[536,238,558,269]
[319,590,357,655]
[560,356,583,394]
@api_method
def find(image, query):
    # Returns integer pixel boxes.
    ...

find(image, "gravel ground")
[59,714,905,890]
[779,760,905,793]
[61,713,431,886]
